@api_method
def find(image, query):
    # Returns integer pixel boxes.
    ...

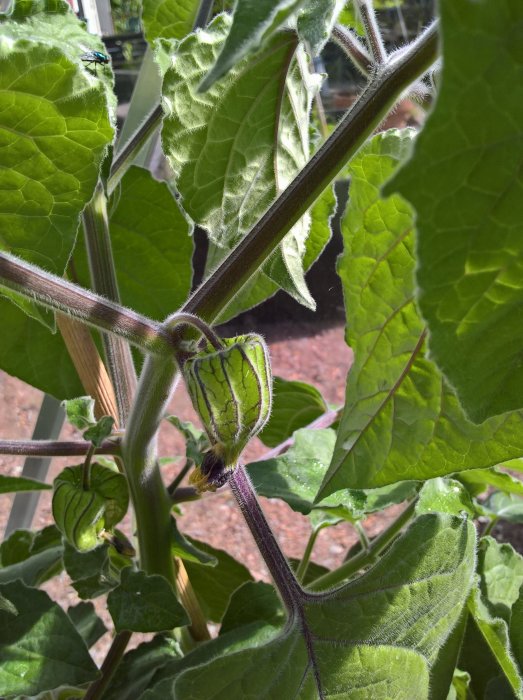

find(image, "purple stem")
[228,464,302,614]
[0,439,120,457]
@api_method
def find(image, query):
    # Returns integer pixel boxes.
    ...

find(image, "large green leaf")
[0,581,99,695]
[0,0,114,397]
[105,636,181,700]
[248,427,415,520]
[183,538,253,622]
[458,467,523,498]
[258,376,328,447]
[198,0,306,91]
[219,581,285,635]
[0,0,113,275]
[171,514,475,699]
[75,166,193,321]
[384,0,523,423]
[142,0,199,43]
[107,568,189,633]
[163,15,328,316]
[317,129,523,498]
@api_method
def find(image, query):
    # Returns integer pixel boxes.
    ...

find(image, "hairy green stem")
[354,520,370,551]
[296,526,322,582]
[0,252,173,354]
[308,500,417,590]
[107,105,163,196]
[183,20,439,323]
[122,354,178,580]
[81,444,96,490]
[83,631,132,700]
[82,182,137,424]
[356,0,387,64]
[332,23,374,75]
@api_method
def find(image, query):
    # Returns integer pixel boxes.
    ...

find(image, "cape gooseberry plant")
[1,0,523,697]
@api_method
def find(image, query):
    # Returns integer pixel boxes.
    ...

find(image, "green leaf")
[67,601,107,648]
[163,15,328,317]
[447,669,472,700]
[458,467,523,498]
[0,580,99,695]
[107,568,189,633]
[510,586,523,676]
[0,297,84,399]
[297,0,345,54]
[142,0,199,43]
[478,537,523,624]
[74,166,193,322]
[429,610,468,700]
[485,493,523,524]
[318,129,523,497]
[63,540,125,599]
[183,539,253,622]
[140,623,280,699]
[84,415,115,447]
[0,0,114,397]
[104,636,181,700]
[384,0,523,423]
[0,474,51,493]
[166,416,210,465]
[170,518,217,565]
[217,183,336,323]
[463,586,523,699]
[416,478,476,518]
[219,581,285,635]
[62,396,96,430]
[248,427,416,519]
[258,376,328,447]
[0,1,114,277]
[0,526,63,586]
[198,0,306,91]
[172,514,475,699]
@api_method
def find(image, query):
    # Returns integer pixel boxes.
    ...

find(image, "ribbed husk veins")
[183,334,272,470]
[52,463,129,552]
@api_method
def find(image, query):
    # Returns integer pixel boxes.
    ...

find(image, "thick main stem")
[122,354,178,581]
[82,183,137,424]
[229,465,302,614]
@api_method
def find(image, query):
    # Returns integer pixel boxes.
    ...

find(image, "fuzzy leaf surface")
[0,581,99,695]
[163,16,327,315]
[142,0,198,43]
[199,0,306,90]
[478,537,523,623]
[318,129,523,498]
[171,514,475,699]
[385,0,523,422]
